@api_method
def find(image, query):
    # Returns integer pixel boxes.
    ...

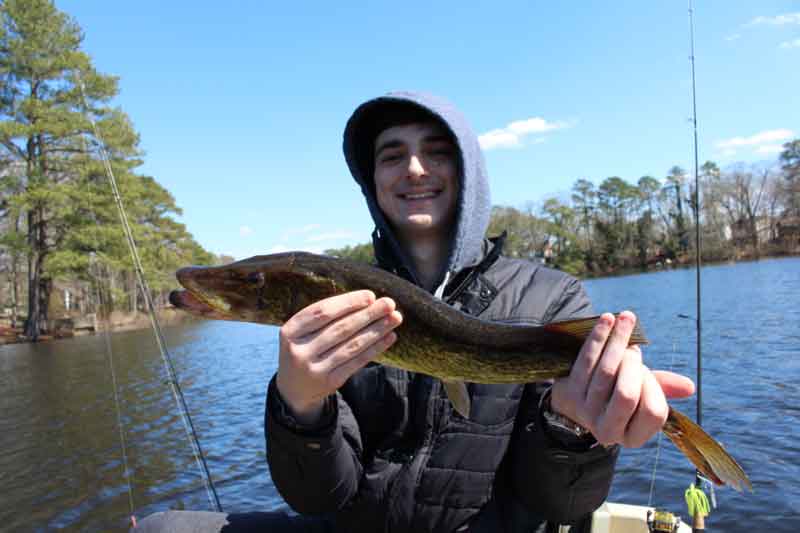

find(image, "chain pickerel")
[169,252,751,492]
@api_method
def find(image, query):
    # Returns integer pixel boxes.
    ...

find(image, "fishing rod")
[686,2,714,532]
[688,0,702,434]
[75,77,223,516]
[648,7,711,532]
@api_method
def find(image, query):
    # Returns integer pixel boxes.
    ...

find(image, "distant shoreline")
[578,250,800,281]
[1,308,196,346]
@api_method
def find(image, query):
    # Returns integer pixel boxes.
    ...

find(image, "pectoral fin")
[442,380,471,419]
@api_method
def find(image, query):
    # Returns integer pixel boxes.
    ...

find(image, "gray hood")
[343,91,491,288]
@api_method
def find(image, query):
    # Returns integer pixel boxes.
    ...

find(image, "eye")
[246,271,265,289]
[379,152,403,164]
[427,146,454,162]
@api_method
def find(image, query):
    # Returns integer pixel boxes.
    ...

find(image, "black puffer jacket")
[265,92,618,532]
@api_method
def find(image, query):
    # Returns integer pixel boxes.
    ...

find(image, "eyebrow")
[374,134,454,159]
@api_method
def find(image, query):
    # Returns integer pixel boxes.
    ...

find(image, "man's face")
[373,122,460,243]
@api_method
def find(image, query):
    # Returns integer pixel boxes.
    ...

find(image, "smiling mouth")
[401,190,440,200]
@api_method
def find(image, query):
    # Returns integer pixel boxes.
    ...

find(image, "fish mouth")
[169,288,233,320]
[172,266,235,316]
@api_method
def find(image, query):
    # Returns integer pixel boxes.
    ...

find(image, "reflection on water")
[1,257,798,531]
[0,322,283,531]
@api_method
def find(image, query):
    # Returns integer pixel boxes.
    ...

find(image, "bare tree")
[710,165,772,255]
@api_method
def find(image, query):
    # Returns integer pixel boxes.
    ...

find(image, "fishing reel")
[646,509,683,533]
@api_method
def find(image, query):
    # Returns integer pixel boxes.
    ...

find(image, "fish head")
[170,253,347,325]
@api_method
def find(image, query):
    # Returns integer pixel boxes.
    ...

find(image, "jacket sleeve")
[265,375,364,514]
[508,383,619,524]
[509,276,619,524]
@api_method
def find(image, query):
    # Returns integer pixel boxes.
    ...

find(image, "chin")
[406,214,434,226]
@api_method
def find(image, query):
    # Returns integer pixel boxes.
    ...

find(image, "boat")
[591,503,691,533]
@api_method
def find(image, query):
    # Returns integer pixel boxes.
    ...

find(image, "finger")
[316,310,403,372]
[565,313,615,397]
[622,368,669,448]
[594,347,643,444]
[327,331,398,390]
[584,311,636,420]
[306,297,397,357]
[652,370,695,399]
[282,290,376,338]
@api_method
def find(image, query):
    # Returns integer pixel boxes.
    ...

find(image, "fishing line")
[647,337,681,507]
[76,76,222,513]
[96,258,138,526]
[81,139,138,526]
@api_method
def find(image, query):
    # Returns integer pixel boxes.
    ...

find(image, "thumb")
[652,370,695,399]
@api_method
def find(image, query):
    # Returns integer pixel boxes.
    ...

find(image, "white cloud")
[756,144,785,154]
[507,117,565,135]
[479,117,571,151]
[239,225,254,237]
[725,34,741,41]
[747,13,800,26]
[714,129,794,159]
[715,129,795,149]
[479,129,523,150]
[780,39,800,49]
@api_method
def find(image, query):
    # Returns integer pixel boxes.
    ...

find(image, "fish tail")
[662,407,752,492]
[544,314,649,345]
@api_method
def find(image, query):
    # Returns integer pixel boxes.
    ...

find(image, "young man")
[266,92,694,532]
[137,92,693,533]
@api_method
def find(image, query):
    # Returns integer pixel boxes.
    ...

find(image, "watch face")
[543,409,591,440]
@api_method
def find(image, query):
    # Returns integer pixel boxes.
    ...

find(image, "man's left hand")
[550,311,695,448]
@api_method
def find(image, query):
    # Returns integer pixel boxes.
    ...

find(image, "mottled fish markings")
[170,252,751,492]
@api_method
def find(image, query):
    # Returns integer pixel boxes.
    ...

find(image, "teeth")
[404,192,437,200]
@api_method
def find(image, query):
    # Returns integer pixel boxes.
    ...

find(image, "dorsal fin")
[544,314,649,346]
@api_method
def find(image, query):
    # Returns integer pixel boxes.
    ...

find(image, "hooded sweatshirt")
[342,91,491,290]
[265,92,618,533]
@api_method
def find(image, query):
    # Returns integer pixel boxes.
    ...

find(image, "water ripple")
[1,257,798,531]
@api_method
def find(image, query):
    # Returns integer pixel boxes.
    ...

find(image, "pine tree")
[0,0,213,338]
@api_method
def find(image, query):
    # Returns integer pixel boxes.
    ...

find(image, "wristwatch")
[540,387,591,439]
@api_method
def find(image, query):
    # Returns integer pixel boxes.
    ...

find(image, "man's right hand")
[276,290,403,425]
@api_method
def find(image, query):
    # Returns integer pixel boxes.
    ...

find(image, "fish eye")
[246,271,265,288]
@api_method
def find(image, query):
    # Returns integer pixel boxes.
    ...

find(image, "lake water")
[1,257,798,531]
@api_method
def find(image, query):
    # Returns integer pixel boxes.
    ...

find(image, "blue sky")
[58,1,799,260]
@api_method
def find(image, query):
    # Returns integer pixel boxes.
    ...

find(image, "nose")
[407,154,426,179]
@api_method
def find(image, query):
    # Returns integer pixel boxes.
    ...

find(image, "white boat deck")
[590,502,692,533]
